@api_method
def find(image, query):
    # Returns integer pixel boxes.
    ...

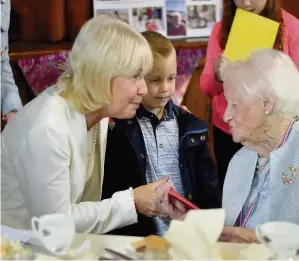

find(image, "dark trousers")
[213,126,242,191]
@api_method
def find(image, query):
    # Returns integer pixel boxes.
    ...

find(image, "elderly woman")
[1,17,170,233]
[159,49,299,243]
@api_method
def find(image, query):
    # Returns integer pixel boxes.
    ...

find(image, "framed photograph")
[166,0,187,38]
[185,0,221,37]
[93,0,222,38]
[132,7,165,33]
[186,4,216,36]
[96,8,129,23]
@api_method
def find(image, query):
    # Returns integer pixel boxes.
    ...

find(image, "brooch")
[109,118,115,130]
[281,165,296,185]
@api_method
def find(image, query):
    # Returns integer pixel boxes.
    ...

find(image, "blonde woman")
[1,17,169,233]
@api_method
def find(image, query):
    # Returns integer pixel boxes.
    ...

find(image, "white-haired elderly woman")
[1,17,170,233]
[158,49,299,243]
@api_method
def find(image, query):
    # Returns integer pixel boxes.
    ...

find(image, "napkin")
[163,209,225,260]
[238,243,274,260]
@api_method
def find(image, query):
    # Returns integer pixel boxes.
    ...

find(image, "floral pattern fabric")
[17,48,205,105]
[18,51,70,96]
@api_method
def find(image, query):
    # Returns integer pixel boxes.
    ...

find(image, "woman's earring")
[265,111,269,115]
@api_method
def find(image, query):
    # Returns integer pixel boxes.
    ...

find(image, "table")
[34,233,250,260]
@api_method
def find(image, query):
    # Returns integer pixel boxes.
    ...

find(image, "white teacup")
[256,221,299,259]
[31,213,75,255]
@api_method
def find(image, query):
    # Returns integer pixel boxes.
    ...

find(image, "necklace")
[87,124,99,177]
[255,158,269,174]
[255,135,283,174]
[88,124,99,156]
[255,115,299,175]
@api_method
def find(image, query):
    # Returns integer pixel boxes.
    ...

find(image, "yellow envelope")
[224,8,279,62]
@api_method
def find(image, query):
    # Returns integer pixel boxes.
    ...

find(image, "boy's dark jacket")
[102,100,220,236]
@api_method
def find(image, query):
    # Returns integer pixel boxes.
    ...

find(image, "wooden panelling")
[8,38,209,61]
[182,59,215,160]
[281,0,299,19]
[9,42,72,61]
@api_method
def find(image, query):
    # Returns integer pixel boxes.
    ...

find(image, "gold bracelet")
[129,187,135,203]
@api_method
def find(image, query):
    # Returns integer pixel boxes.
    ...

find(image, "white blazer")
[1,86,137,233]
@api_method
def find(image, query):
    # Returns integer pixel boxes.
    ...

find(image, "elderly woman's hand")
[219,226,257,243]
[156,181,188,220]
[133,177,171,217]
[214,55,230,83]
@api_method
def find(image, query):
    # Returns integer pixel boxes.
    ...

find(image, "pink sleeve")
[200,22,224,97]
[282,10,299,70]
[288,24,299,70]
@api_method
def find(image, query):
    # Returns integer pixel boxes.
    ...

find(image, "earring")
[265,111,269,115]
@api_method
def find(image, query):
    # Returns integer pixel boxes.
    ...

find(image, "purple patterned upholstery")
[173,48,205,105]
[18,51,70,96]
[17,48,205,105]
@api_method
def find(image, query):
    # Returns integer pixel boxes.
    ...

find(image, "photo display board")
[93,0,222,38]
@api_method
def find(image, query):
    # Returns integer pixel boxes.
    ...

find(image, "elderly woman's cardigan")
[223,119,299,228]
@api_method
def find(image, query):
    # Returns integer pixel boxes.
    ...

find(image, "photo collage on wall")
[93,0,222,38]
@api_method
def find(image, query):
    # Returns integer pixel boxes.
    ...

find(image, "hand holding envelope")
[134,176,171,217]
[213,9,280,85]
[156,181,188,220]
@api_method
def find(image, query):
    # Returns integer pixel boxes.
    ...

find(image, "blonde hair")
[57,17,153,114]
[141,31,174,59]
[223,49,299,118]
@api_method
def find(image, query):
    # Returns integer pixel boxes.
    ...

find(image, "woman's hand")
[219,226,258,243]
[156,182,188,220]
[214,55,230,83]
[134,177,170,217]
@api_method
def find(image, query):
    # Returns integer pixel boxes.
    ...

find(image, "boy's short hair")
[141,31,174,59]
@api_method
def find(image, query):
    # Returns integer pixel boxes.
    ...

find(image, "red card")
[168,190,200,210]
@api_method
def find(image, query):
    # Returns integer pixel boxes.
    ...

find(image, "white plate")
[100,242,252,260]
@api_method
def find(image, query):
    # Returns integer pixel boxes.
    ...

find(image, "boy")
[102,31,220,236]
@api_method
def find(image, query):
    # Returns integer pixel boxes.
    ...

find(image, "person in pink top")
[200,0,299,191]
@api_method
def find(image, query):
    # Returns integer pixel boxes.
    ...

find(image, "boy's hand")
[180,105,191,113]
